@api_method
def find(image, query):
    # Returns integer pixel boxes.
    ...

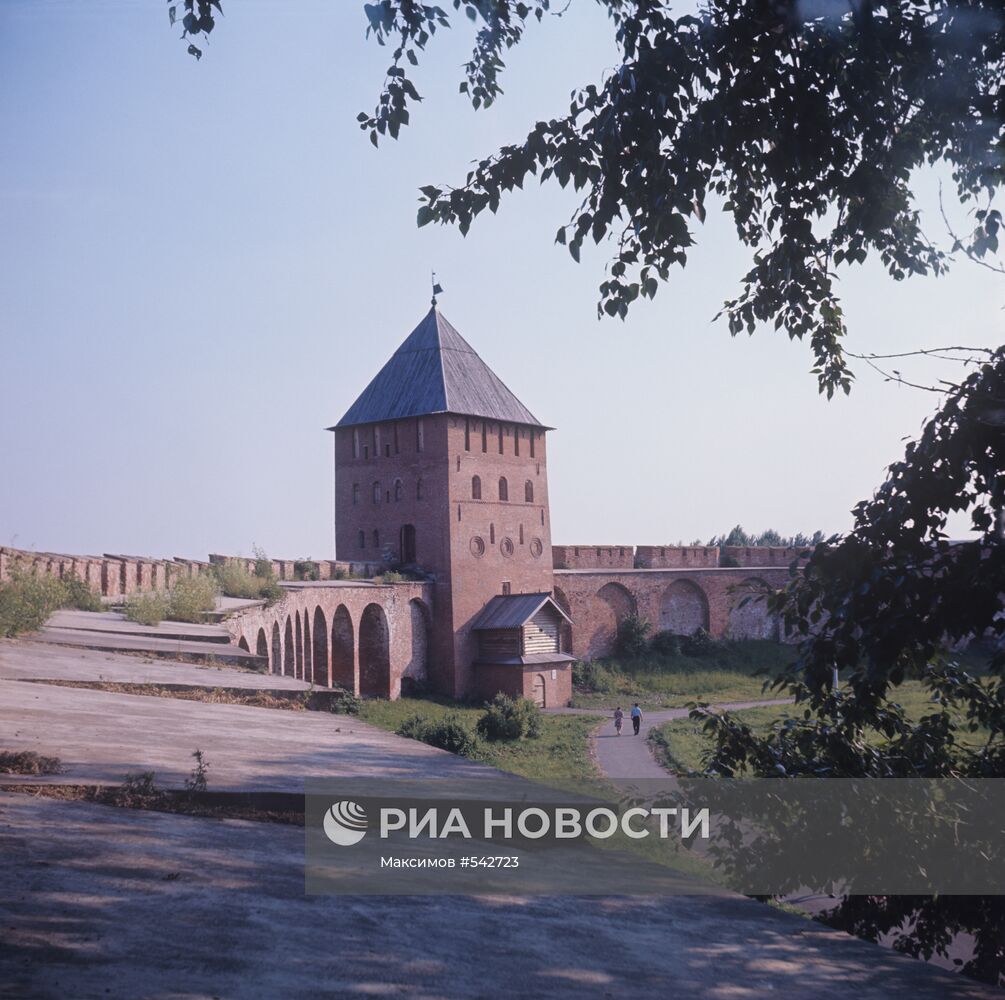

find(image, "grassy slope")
[571,640,797,710]
[359,697,604,787]
[650,675,993,774]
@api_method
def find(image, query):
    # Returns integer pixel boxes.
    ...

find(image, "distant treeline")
[699,525,826,548]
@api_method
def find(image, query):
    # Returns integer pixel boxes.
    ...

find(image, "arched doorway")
[401,598,430,696]
[312,606,329,685]
[238,636,250,652]
[271,622,281,675]
[331,605,355,690]
[359,603,391,699]
[256,628,269,670]
[283,616,295,676]
[400,523,416,565]
[659,580,710,636]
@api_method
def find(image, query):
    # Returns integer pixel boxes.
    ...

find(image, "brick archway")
[312,606,329,685]
[726,578,778,640]
[589,582,636,659]
[359,603,391,698]
[659,579,710,636]
[283,616,295,676]
[331,604,355,691]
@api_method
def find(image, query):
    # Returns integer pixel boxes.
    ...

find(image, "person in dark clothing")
[630,703,643,736]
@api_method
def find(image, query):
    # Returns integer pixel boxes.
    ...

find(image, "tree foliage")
[351,0,1004,396]
[691,348,1005,983]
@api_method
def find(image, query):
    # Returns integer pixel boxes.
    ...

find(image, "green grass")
[649,677,994,775]
[571,640,797,711]
[359,696,604,787]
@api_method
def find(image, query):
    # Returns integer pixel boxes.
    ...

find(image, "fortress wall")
[552,545,635,570]
[0,546,385,599]
[721,545,807,567]
[634,545,720,569]
[553,567,791,660]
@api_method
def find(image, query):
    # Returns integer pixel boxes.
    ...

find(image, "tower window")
[498,425,504,454]
[373,426,379,455]
[352,429,360,459]
[498,477,509,502]
[464,419,470,452]
[372,481,381,504]
[352,483,360,505]
[472,475,482,500]
[372,529,379,548]
[416,478,424,500]
[530,431,535,458]
[519,524,524,544]
[385,443,391,457]
[490,523,495,544]
[416,418,424,452]
[394,423,400,454]
[363,446,369,460]
[514,426,520,456]
[501,581,512,596]
[456,455,461,472]
[394,479,402,502]
[457,504,462,522]
[358,530,365,549]
[525,480,534,503]
[481,423,487,452]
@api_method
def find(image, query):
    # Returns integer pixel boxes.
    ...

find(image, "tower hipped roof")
[329,307,549,429]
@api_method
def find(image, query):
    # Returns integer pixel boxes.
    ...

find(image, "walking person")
[613,706,624,736]
[630,703,643,736]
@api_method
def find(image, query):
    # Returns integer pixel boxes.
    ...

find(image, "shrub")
[123,591,170,626]
[616,613,651,659]
[294,559,320,581]
[185,749,209,794]
[476,694,542,741]
[377,570,405,584]
[573,660,617,693]
[395,713,478,756]
[681,627,715,657]
[61,575,103,612]
[167,574,219,623]
[326,687,361,715]
[0,570,68,637]
[252,545,274,580]
[0,750,63,775]
[212,558,281,603]
[649,631,682,657]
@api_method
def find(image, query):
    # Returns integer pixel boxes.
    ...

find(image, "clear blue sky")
[1,1,1000,560]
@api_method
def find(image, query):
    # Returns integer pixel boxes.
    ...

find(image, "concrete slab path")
[589,700,792,779]
[1,792,998,1000]
[0,639,305,689]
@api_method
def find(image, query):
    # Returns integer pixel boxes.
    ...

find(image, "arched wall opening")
[401,598,431,696]
[359,603,391,699]
[726,578,779,640]
[257,628,269,669]
[283,616,295,676]
[331,605,355,690]
[312,606,329,685]
[659,580,710,636]
[588,582,637,659]
[295,612,303,680]
[271,622,281,675]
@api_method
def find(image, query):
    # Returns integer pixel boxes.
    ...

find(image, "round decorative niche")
[529,537,544,559]
[500,537,515,558]
[470,536,486,558]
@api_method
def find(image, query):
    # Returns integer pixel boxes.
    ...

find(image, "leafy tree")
[344,0,1003,396]
[693,347,1005,983]
[708,525,826,547]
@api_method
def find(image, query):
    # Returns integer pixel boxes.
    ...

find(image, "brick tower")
[328,305,573,704]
